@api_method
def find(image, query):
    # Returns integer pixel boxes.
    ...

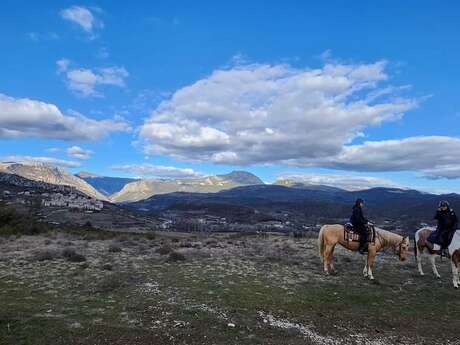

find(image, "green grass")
[1,235,460,344]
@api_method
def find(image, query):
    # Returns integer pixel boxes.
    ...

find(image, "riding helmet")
[438,200,450,208]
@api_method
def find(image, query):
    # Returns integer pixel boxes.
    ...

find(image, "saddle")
[344,223,376,243]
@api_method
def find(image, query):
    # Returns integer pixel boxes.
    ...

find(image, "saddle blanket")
[344,223,375,243]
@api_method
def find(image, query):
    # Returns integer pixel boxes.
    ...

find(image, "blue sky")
[1,1,459,193]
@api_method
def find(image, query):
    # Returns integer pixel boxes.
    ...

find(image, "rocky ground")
[1,230,460,345]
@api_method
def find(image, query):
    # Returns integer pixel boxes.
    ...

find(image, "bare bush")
[168,251,186,262]
[108,242,122,253]
[62,247,86,262]
[156,244,173,255]
[32,249,60,261]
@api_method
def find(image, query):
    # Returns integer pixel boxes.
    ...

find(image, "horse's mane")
[375,228,402,246]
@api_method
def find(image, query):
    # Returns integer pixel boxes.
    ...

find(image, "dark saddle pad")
[344,223,375,243]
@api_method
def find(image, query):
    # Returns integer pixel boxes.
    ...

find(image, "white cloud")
[308,136,460,179]
[111,164,203,179]
[140,61,417,166]
[57,59,129,97]
[26,32,59,41]
[278,173,401,191]
[60,6,103,38]
[0,93,130,140]
[56,59,70,73]
[1,156,80,168]
[67,146,93,160]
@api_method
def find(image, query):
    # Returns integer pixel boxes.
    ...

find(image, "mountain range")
[0,162,106,200]
[109,171,264,203]
[1,161,459,232]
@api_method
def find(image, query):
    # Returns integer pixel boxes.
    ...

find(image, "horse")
[415,228,460,288]
[318,224,410,280]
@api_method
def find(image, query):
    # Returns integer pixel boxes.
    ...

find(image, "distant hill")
[111,170,264,203]
[126,184,460,231]
[0,172,160,231]
[0,162,106,200]
[76,173,139,197]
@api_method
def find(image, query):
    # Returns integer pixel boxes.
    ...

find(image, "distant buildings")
[41,192,103,211]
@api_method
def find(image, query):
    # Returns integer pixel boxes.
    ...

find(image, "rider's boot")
[358,241,368,255]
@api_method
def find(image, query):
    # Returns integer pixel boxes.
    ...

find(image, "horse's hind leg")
[323,244,331,274]
[323,244,336,274]
[416,245,425,276]
[327,244,337,274]
[451,261,459,289]
[429,254,441,279]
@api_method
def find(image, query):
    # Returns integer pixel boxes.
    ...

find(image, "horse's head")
[397,236,410,261]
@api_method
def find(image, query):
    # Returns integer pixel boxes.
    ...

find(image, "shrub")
[156,244,173,255]
[33,249,60,261]
[102,263,113,271]
[168,251,186,262]
[61,247,86,262]
[95,273,125,293]
[108,242,122,253]
[144,232,156,240]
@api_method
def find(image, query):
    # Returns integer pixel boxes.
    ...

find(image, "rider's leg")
[358,228,368,254]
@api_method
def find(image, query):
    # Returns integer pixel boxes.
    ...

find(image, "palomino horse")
[415,228,460,288]
[318,224,410,280]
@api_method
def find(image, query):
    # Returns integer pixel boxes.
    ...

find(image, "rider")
[427,201,458,256]
[350,198,371,254]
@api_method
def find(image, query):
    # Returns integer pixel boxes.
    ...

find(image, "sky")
[1,0,459,193]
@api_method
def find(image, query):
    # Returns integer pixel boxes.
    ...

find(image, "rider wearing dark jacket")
[350,198,369,254]
[431,201,458,251]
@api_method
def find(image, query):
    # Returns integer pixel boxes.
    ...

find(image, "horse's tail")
[318,225,326,261]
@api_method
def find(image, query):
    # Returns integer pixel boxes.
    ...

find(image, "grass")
[1,233,460,345]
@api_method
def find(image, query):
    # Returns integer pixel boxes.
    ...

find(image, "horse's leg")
[451,261,459,289]
[417,244,425,276]
[362,256,368,278]
[323,244,331,274]
[366,252,376,280]
[429,254,441,279]
[328,244,337,274]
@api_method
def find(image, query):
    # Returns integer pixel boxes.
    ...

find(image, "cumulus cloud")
[60,5,103,38]
[138,60,460,179]
[139,61,417,165]
[310,136,460,179]
[67,146,93,160]
[278,173,401,191]
[0,93,130,140]
[57,60,129,97]
[1,155,80,168]
[111,164,203,179]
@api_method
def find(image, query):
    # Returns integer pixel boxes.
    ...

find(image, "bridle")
[397,236,408,259]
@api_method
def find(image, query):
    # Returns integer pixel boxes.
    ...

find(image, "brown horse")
[318,224,410,280]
